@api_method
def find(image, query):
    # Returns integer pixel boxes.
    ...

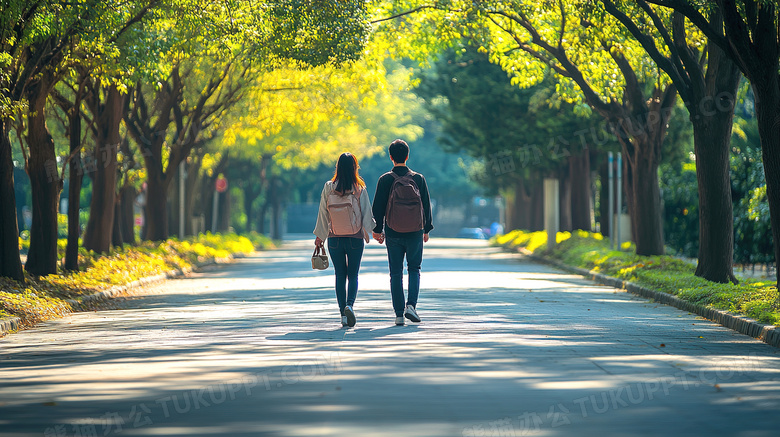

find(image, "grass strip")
[1,232,274,329]
[494,229,779,325]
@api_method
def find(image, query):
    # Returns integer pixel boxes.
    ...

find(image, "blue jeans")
[327,237,364,315]
[385,235,423,316]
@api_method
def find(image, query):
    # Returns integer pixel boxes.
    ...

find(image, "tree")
[1,1,162,276]
[49,71,89,271]
[731,112,774,267]
[601,0,741,283]
[217,56,430,237]
[221,63,397,238]
[1,0,107,277]
[645,0,780,288]
[122,0,372,242]
[414,45,612,232]
[375,1,678,255]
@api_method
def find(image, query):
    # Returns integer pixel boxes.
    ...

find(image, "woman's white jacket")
[313,181,376,243]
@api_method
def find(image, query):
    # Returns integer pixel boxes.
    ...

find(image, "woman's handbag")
[311,245,329,270]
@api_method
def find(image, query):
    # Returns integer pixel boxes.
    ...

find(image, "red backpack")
[385,172,424,233]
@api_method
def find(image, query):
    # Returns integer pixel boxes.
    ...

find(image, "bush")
[660,162,699,258]
[734,186,774,265]
[0,232,275,329]
[495,229,779,325]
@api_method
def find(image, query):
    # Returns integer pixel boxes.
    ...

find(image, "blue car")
[456,227,488,239]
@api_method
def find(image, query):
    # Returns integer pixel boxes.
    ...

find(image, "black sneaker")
[344,305,356,327]
[404,304,421,323]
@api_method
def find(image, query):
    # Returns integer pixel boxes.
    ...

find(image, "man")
[372,139,433,326]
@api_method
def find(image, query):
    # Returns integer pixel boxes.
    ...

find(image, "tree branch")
[645,0,730,49]
[607,47,644,113]
[670,12,705,101]
[636,1,693,89]
[744,0,758,37]
[110,0,159,43]
[752,0,779,62]
[718,0,763,77]
[489,10,617,117]
[602,0,691,100]
[557,0,566,50]
[487,15,570,78]
[370,6,437,24]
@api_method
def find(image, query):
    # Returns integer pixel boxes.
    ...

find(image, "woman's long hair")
[332,152,365,194]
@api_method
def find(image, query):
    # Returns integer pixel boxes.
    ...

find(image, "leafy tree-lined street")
[1,238,779,437]
[2,0,778,285]
[2,1,780,434]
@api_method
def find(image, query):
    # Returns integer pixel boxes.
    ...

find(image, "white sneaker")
[404,304,421,323]
[344,305,356,327]
[395,316,405,326]
[341,316,348,327]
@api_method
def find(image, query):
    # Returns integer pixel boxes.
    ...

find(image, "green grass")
[1,232,275,330]
[493,229,780,325]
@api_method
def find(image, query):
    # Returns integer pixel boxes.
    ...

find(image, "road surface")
[1,237,779,437]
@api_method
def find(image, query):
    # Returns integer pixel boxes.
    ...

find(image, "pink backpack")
[328,188,362,235]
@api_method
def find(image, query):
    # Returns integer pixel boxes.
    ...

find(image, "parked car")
[456,227,488,239]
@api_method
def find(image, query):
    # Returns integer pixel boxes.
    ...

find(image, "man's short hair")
[389,139,409,163]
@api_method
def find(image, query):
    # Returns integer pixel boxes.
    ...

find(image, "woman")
[314,152,376,328]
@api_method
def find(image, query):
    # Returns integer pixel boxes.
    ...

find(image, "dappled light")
[1,238,779,436]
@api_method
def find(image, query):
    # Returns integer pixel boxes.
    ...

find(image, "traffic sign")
[216,177,228,193]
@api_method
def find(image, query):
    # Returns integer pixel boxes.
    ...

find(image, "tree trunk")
[631,142,664,256]
[184,157,203,236]
[244,182,260,233]
[25,77,61,276]
[505,179,530,230]
[687,46,741,283]
[0,120,24,280]
[752,81,780,291]
[112,195,123,249]
[598,158,610,237]
[570,152,592,231]
[691,113,737,282]
[203,177,215,234]
[268,177,282,240]
[530,181,544,232]
[15,166,26,233]
[258,201,268,234]
[219,190,231,232]
[83,85,124,253]
[144,170,170,241]
[168,164,181,238]
[271,196,282,240]
[64,107,84,271]
[622,156,636,243]
[202,153,229,235]
[119,183,136,245]
[559,168,572,232]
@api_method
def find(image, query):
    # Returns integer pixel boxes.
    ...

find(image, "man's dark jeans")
[327,237,364,315]
[385,235,423,317]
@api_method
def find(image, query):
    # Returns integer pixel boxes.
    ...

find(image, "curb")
[508,245,780,349]
[0,255,239,338]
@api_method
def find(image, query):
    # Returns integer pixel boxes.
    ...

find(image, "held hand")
[423,233,429,243]
[372,232,385,244]
[315,237,324,247]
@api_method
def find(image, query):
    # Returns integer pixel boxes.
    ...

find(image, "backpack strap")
[388,169,415,180]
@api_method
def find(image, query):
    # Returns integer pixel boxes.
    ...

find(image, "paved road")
[1,237,779,437]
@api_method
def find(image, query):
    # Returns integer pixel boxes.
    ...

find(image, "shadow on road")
[1,237,779,436]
